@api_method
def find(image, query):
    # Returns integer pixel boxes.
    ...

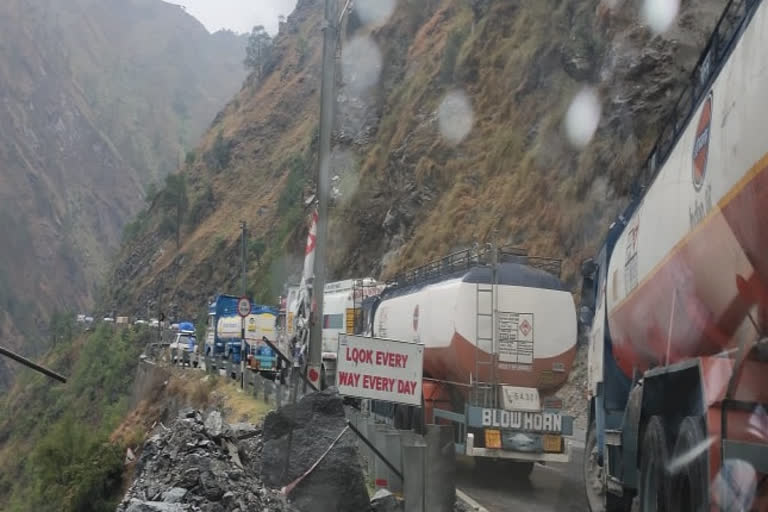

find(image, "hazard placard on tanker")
[497,312,535,364]
[336,335,424,406]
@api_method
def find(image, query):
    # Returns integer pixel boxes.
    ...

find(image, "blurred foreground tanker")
[368,246,578,476]
[580,1,768,510]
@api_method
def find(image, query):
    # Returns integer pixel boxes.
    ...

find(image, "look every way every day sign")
[336,335,424,406]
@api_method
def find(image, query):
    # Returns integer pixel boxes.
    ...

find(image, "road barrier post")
[385,431,403,494]
[398,430,420,475]
[402,439,426,512]
[425,424,456,512]
[366,420,378,482]
[255,373,262,397]
[350,410,361,448]
[374,424,392,490]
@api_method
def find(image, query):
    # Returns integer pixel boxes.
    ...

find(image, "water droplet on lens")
[438,90,474,144]
[353,0,396,26]
[565,88,601,149]
[341,36,383,95]
[642,0,679,34]
[712,459,757,512]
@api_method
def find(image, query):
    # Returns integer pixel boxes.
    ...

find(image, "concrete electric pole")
[240,220,247,388]
[307,0,338,390]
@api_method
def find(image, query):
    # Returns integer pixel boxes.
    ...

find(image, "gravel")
[117,408,295,512]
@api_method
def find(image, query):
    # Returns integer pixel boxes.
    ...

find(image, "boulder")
[161,488,187,503]
[261,388,369,512]
[371,489,403,512]
[203,410,228,439]
[125,499,187,512]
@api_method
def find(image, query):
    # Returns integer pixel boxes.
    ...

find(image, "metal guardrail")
[386,245,563,291]
[169,348,300,408]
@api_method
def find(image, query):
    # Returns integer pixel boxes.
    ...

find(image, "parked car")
[170,329,197,366]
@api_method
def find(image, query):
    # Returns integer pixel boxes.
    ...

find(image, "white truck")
[285,278,383,386]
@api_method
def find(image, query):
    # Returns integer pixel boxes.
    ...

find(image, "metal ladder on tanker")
[473,279,498,409]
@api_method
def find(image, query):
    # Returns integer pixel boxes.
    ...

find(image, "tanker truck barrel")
[581,0,768,509]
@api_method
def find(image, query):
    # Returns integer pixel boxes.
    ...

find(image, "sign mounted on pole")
[237,297,251,318]
[336,335,424,406]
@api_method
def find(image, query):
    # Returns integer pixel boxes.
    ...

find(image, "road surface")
[457,439,588,512]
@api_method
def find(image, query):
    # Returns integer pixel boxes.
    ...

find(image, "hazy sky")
[176,0,298,35]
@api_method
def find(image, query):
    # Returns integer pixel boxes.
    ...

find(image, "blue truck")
[205,294,278,372]
[205,294,240,359]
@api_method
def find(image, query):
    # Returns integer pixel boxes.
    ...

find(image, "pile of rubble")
[119,388,472,512]
[117,409,295,512]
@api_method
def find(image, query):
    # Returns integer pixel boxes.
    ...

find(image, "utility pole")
[240,220,247,388]
[241,221,248,296]
[308,0,338,390]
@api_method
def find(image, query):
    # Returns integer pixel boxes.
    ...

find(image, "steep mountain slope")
[0,0,246,386]
[106,0,727,322]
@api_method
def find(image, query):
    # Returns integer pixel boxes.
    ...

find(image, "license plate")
[485,429,502,449]
[542,434,562,452]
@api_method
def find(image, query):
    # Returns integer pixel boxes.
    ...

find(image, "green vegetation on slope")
[250,148,314,303]
[0,0,247,387]
[0,324,149,511]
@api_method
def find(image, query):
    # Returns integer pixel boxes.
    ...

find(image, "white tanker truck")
[580,1,768,509]
[366,246,578,476]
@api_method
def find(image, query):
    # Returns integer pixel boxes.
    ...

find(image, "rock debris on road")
[117,408,296,512]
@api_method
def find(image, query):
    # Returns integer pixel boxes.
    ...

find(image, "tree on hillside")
[144,182,159,205]
[50,310,75,346]
[249,238,266,267]
[244,25,272,79]
[159,173,188,249]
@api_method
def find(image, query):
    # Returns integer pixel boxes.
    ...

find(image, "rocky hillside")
[0,0,246,385]
[106,0,727,320]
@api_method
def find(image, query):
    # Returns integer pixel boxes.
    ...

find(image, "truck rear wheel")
[669,416,708,512]
[639,416,671,512]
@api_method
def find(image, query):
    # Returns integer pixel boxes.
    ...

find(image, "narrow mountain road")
[456,435,588,512]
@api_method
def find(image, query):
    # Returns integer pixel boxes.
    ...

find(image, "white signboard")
[217,316,242,337]
[336,335,424,406]
[244,313,276,341]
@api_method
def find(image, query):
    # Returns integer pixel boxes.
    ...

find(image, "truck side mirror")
[581,258,597,277]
